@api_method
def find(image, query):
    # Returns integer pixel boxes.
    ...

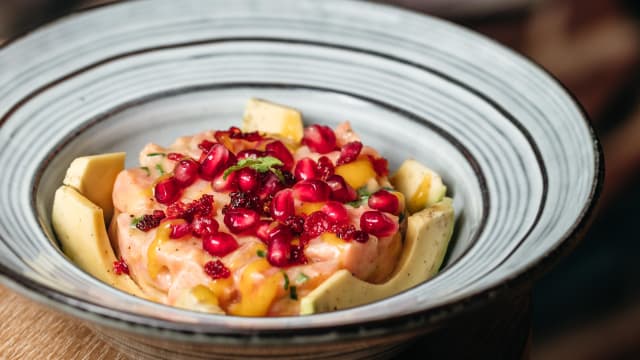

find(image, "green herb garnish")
[147,152,166,157]
[130,216,143,228]
[289,286,298,300]
[283,272,290,290]
[296,273,309,284]
[257,249,266,258]
[223,156,284,181]
[155,164,165,175]
[348,186,371,207]
[140,166,150,176]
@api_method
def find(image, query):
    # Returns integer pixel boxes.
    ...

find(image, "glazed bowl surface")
[0,0,601,358]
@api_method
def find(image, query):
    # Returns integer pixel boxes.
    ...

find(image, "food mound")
[52,99,453,317]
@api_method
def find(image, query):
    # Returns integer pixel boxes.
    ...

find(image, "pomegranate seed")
[198,140,215,152]
[154,177,181,205]
[204,260,231,279]
[360,211,398,237]
[353,230,370,243]
[335,223,357,240]
[170,222,191,239]
[167,152,184,161]
[113,259,130,275]
[191,214,219,237]
[304,211,330,239]
[224,208,260,234]
[213,170,239,192]
[336,141,363,166]
[303,125,337,154]
[271,189,295,222]
[203,232,238,257]
[257,172,284,199]
[237,167,259,193]
[284,215,305,235]
[135,211,166,232]
[237,149,264,160]
[266,140,294,170]
[326,175,357,202]
[199,143,235,180]
[321,201,349,224]
[294,158,318,181]
[293,179,331,202]
[255,220,273,243]
[174,159,200,187]
[368,155,389,177]
[267,224,293,267]
[316,156,335,180]
[368,189,400,215]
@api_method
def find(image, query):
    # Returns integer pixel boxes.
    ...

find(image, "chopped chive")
[147,152,166,157]
[155,164,165,175]
[296,273,309,284]
[399,211,406,224]
[140,166,150,176]
[256,249,266,258]
[283,272,290,290]
[289,286,298,300]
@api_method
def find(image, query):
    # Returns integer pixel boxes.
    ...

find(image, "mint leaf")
[223,156,284,180]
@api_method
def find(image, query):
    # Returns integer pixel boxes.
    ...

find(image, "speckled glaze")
[0,1,602,359]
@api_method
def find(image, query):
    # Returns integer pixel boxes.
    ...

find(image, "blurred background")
[1,0,639,358]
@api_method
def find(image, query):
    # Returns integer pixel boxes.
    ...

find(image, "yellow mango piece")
[174,285,224,314]
[52,186,144,297]
[62,152,125,223]
[228,259,281,316]
[242,98,304,144]
[335,158,377,190]
[147,220,186,279]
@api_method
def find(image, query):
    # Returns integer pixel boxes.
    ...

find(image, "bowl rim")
[0,0,604,343]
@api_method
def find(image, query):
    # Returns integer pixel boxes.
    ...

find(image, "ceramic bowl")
[0,0,602,358]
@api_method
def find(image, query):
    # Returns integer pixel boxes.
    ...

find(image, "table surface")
[0,285,125,360]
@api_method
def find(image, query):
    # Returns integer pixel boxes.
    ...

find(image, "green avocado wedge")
[299,198,454,315]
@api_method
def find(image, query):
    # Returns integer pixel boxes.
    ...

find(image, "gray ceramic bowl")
[0,0,602,359]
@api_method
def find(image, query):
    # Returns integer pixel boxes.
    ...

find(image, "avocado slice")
[242,98,304,144]
[52,185,144,297]
[62,152,125,223]
[299,198,454,315]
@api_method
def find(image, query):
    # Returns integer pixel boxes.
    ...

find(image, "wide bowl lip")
[0,0,604,343]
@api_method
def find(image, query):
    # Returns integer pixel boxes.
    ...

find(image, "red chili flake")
[336,141,363,166]
[135,211,166,232]
[167,152,184,161]
[204,260,231,279]
[368,155,389,177]
[113,259,130,275]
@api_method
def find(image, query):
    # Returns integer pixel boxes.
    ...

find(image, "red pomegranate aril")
[294,158,318,181]
[198,140,215,152]
[267,236,292,267]
[255,220,273,243]
[321,201,350,224]
[174,159,200,187]
[266,140,294,170]
[368,155,389,177]
[353,230,370,243]
[316,156,335,180]
[360,211,398,237]
[237,167,259,193]
[284,215,305,235]
[302,125,337,154]
[223,208,260,234]
[336,141,363,166]
[303,211,330,239]
[169,223,191,239]
[258,172,284,199]
[199,143,235,180]
[326,174,357,202]
[212,170,238,192]
[204,260,231,279]
[154,177,181,205]
[368,189,400,215]
[191,214,219,237]
[167,152,184,161]
[293,179,331,202]
[236,149,264,160]
[268,223,294,244]
[203,232,238,257]
[271,189,295,222]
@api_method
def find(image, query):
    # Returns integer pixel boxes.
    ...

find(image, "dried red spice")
[113,259,130,275]
[135,210,166,232]
[204,260,231,279]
